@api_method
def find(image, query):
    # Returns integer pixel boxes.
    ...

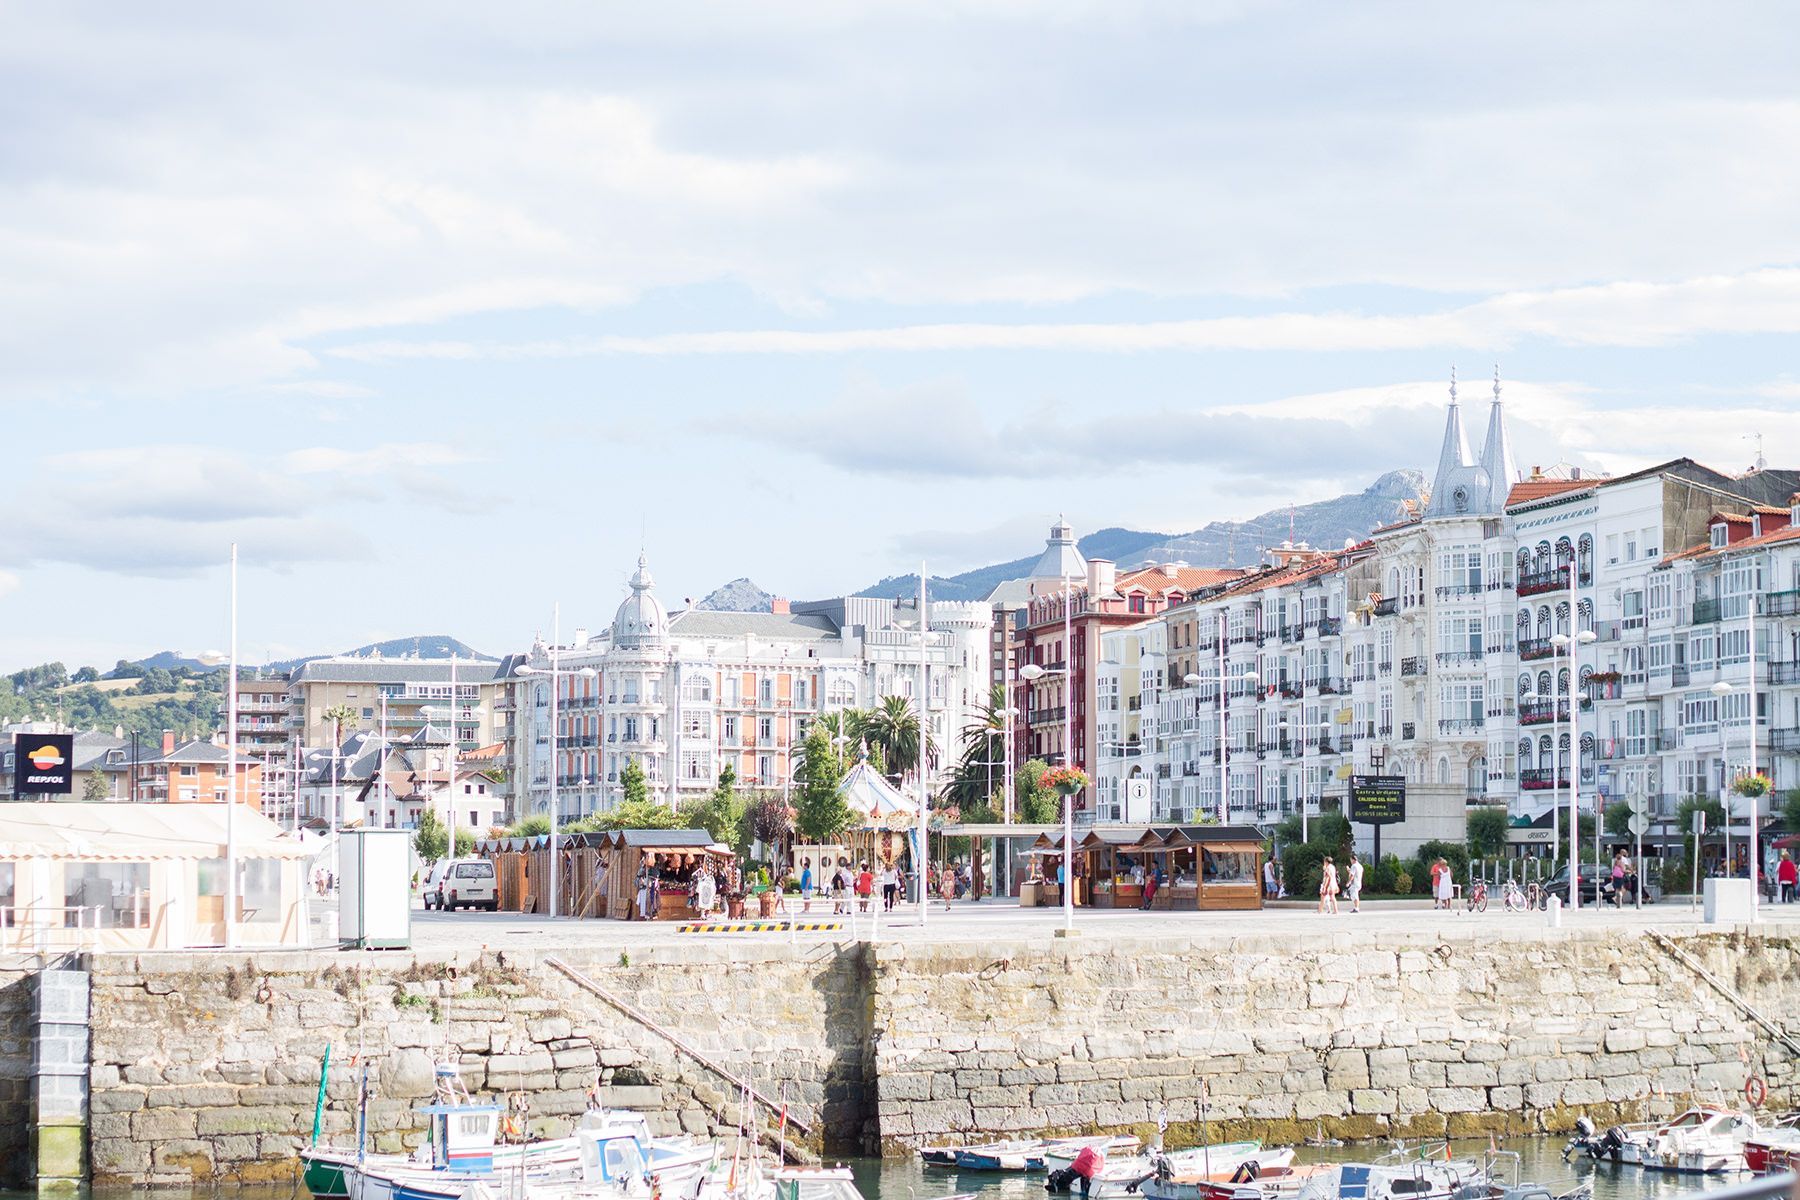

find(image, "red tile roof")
[1506,479,1591,507]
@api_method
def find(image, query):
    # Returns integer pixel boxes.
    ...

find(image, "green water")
[12,1136,1761,1200]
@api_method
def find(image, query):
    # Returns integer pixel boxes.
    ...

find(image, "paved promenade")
[394,894,1800,950]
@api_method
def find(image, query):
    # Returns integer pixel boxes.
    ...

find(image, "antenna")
[1745,432,1766,473]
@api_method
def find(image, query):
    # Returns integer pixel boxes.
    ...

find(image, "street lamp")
[1020,661,1075,931]
[517,657,598,920]
[1711,680,1734,878]
[1279,712,1317,842]
[1184,668,1259,824]
[1551,630,1596,907]
[997,705,1020,896]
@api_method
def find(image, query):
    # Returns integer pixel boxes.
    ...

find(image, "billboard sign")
[14,733,75,796]
[1348,774,1406,826]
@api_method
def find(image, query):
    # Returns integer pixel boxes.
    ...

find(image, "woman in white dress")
[1318,856,1339,915]
[1434,858,1454,909]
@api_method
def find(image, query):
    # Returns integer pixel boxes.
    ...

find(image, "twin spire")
[1426,365,1516,518]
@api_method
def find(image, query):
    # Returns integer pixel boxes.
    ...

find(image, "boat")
[1563,1107,1759,1173]
[1160,1150,1570,1200]
[957,1134,1142,1173]
[1743,1113,1800,1175]
[919,1144,964,1167]
[302,1065,710,1200]
[1048,1144,1281,1199]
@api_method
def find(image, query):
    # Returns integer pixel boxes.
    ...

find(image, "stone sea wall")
[0,960,36,1176]
[83,943,870,1187]
[9,925,1798,1187]
[871,927,1800,1150]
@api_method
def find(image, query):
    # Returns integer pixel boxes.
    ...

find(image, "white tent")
[836,760,918,824]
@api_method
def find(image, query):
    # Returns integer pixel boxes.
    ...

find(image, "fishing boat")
[1048,1144,1282,1199]
[1741,1113,1800,1175]
[1563,1107,1759,1173]
[957,1135,1142,1173]
[918,1143,964,1167]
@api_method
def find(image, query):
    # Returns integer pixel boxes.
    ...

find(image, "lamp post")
[1550,629,1597,907]
[1020,660,1074,931]
[998,704,1019,897]
[517,635,598,919]
[1712,680,1733,879]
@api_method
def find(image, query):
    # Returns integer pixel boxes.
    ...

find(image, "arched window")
[1554,601,1570,637]
[1517,673,1532,697]
[1577,534,1594,578]
[1579,733,1596,783]
[1578,665,1593,691]
[1536,670,1552,697]
[1555,536,1574,568]
[1468,757,1486,793]
[1517,739,1533,769]
[1437,757,1450,785]
[1557,732,1570,775]
[1516,609,1531,636]
[1537,734,1552,766]
[1535,541,1552,572]
[1577,598,1594,633]
[1536,607,1552,640]
[1388,567,1400,598]
[1516,548,1531,573]
[1557,667,1571,697]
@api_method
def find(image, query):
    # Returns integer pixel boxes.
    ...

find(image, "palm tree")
[863,694,934,780]
[941,685,1006,816]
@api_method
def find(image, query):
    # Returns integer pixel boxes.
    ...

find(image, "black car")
[1542,864,1655,906]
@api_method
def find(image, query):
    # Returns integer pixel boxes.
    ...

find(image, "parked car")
[1542,864,1656,906]
[423,858,498,911]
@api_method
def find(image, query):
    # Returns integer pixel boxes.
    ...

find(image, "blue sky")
[4,2,1800,670]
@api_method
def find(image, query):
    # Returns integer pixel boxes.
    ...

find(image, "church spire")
[1430,366,1473,496]
[1478,364,1518,510]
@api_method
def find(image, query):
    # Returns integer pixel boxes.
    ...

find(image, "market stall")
[1132,825,1265,911]
[1081,827,1155,908]
[604,829,736,921]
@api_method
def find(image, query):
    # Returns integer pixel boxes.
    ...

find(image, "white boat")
[1146,1158,1503,1200]
[1565,1107,1759,1174]
[1060,1145,1286,1199]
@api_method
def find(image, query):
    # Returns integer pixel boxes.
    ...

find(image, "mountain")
[695,578,774,612]
[133,650,228,673]
[850,469,1426,602]
[262,636,496,673]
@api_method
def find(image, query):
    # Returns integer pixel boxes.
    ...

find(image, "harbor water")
[6,1135,1768,1200]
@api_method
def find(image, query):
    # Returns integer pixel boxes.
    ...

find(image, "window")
[179,764,198,777]
[242,859,281,924]
[1201,848,1255,883]
[758,717,773,740]
[64,862,150,928]
[722,716,738,740]
[684,675,712,702]
[0,862,11,926]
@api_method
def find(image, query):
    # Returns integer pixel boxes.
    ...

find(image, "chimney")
[1570,467,1582,480]
[1159,563,1177,578]
[572,627,588,646]
[1087,559,1116,597]
[162,729,175,756]
[771,598,791,615]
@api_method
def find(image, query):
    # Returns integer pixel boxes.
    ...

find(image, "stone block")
[1426,1087,1484,1113]
[1603,1028,1646,1053]
[599,1047,637,1067]
[131,1108,199,1140]
[529,1017,573,1044]
[553,1045,598,1071]
[1487,1085,1523,1110]
[91,1085,148,1113]
[1351,1088,1396,1115]
[601,1084,664,1109]
[1326,1049,1370,1089]
[1446,1063,1497,1088]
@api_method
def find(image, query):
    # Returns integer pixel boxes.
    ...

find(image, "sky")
[5,2,1800,671]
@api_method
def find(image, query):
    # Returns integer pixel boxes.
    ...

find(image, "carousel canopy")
[837,761,920,826]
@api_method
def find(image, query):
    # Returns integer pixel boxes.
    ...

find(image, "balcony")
[1435,650,1484,667]
[1671,665,1691,687]
[1280,625,1303,643]
[1028,706,1066,726]
[1377,724,1393,738]
[1517,567,1569,597]
[1768,589,1800,618]
[1773,727,1800,753]
[1692,598,1721,625]
[1769,661,1800,686]
[1374,597,1400,617]
[1434,584,1478,600]
[1520,769,1569,791]
[1378,662,1393,675]
[1316,617,1342,637]
[1519,638,1553,662]
[1313,678,1342,695]
[1278,680,1303,699]
[1399,657,1424,677]
[1655,728,1678,751]
[1316,738,1340,756]
[1400,722,1416,741]
[1437,718,1485,737]
[1519,700,1569,727]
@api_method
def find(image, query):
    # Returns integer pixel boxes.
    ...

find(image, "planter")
[727,896,747,919]
[758,891,777,918]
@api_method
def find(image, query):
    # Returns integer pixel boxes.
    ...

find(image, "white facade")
[511,556,993,823]
[1095,619,1164,824]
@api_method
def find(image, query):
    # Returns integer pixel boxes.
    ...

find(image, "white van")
[423,858,498,911]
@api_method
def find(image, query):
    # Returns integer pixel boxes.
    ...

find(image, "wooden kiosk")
[1080,827,1154,908]
[1131,825,1265,911]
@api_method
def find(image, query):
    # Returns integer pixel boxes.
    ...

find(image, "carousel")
[836,757,922,877]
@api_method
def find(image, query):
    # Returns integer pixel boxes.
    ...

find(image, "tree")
[1014,759,1061,825]
[942,684,1006,815]
[682,765,747,847]
[454,828,476,858]
[1604,803,1634,837]
[863,694,933,779]
[81,767,110,802]
[1411,839,1470,895]
[746,793,794,860]
[619,758,649,806]
[1465,806,1510,858]
[321,704,358,744]
[507,814,552,838]
[794,725,853,842]
[72,666,99,684]
[577,798,682,832]
[1668,794,1727,891]
[413,808,449,864]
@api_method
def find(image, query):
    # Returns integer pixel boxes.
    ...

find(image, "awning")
[0,802,312,861]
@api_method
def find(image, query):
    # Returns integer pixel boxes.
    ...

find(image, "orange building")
[133,733,262,805]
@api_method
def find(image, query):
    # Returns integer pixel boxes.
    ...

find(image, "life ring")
[1745,1075,1767,1108]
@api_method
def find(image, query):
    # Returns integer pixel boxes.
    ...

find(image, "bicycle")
[1525,880,1546,910]
[1465,880,1488,913]
[1502,878,1527,912]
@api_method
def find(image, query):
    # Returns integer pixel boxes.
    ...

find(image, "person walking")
[1777,850,1797,903]
[1345,852,1364,914]
[1262,857,1277,901]
[799,858,813,913]
[1609,850,1628,907]
[1433,857,1453,910]
[1319,856,1339,915]
[855,861,873,913]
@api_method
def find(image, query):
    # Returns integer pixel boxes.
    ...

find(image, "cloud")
[327,268,1800,362]
[3,441,484,578]
[0,571,20,599]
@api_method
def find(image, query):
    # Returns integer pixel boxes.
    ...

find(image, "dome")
[612,552,669,648]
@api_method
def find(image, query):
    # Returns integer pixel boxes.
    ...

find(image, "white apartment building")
[1094,618,1165,824]
[510,555,993,823]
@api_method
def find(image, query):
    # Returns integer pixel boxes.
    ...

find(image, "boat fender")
[1745,1076,1767,1108]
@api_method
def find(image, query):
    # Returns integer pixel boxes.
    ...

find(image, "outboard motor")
[1599,1128,1625,1163]
[1563,1116,1598,1162]
[1047,1168,1080,1194]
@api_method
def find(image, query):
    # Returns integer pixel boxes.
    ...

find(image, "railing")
[1656,728,1678,750]
[1768,589,1800,617]
[1519,700,1568,726]
[1519,637,1553,661]
[1281,625,1304,643]
[1314,678,1342,695]
[1400,722,1415,740]
[1773,727,1800,753]
[1316,738,1340,755]
[1399,657,1424,677]
[1517,567,1568,597]
[1378,662,1393,675]
[1692,598,1722,625]
[1520,769,1569,790]
[1374,598,1400,617]
[1672,665,1691,687]
[1437,718,1485,736]
[1316,617,1342,636]
[1278,681,1303,699]
[1377,724,1393,738]
[1028,706,1066,726]
[1770,661,1800,685]
[1435,584,1478,600]
[1436,650,1484,666]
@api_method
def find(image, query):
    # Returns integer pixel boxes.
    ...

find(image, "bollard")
[1547,895,1562,928]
